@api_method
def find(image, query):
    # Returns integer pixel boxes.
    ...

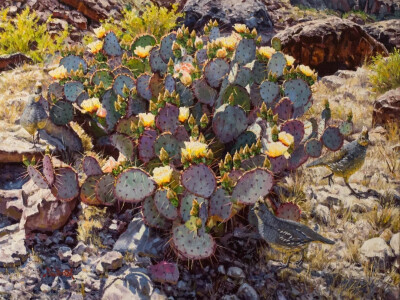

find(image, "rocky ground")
[0,0,400,299]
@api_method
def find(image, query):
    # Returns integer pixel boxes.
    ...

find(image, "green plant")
[24,19,352,261]
[369,48,400,94]
[0,7,68,62]
[342,10,376,22]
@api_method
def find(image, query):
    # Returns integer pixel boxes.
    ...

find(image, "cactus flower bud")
[159,147,169,163]
[263,157,271,169]
[224,152,232,166]
[190,30,196,38]
[176,29,183,39]
[168,57,174,67]
[200,113,209,128]
[188,114,196,128]
[233,151,241,169]
[187,38,193,48]
[172,42,180,51]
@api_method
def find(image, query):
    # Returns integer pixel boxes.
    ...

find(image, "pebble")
[40,284,51,292]
[227,267,245,279]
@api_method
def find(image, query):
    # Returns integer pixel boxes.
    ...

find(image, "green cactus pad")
[234,38,256,65]
[222,84,251,111]
[209,26,220,41]
[141,196,172,229]
[28,166,49,189]
[276,202,301,222]
[231,168,274,205]
[269,156,288,174]
[113,74,135,97]
[293,98,313,118]
[210,188,232,222]
[281,120,305,146]
[130,34,156,54]
[204,58,230,88]
[60,55,87,73]
[175,82,194,107]
[149,261,179,285]
[267,52,286,77]
[180,193,207,222]
[138,129,157,163]
[230,131,257,155]
[127,96,147,116]
[181,164,216,198]
[149,73,164,99]
[339,121,353,136]
[160,33,176,63]
[115,116,138,136]
[112,66,133,77]
[172,224,216,260]
[64,81,84,102]
[42,155,54,186]
[50,101,73,126]
[212,104,247,143]
[91,69,114,89]
[252,60,268,84]
[47,82,64,100]
[287,144,308,170]
[82,155,103,177]
[283,78,312,109]
[124,58,145,75]
[114,168,156,203]
[95,173,116,206]
[271,37,282,51]
[154,133,182,160]
[304,138,322,158]
[103,32,123,56]
[164,74,176,93]
[191,102,211,125]
[76,91,89,106]
[53,167,79,202]
[195,49,208,68]
[240,155,266,171]
[192,79,217,106]
[101,89,121,131]
[154,189,179,220]
[229,64,253,88]
[136,74,152,100]
[321,126,344,151]
[156,103,179,134]
[273,97,293,121]
[110,133,136,161]
[174,125,190,142]
[259,80,280,107]
[80,175,103,205]
[149,47,168,74]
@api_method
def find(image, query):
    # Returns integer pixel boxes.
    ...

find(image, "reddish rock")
[0,53,33,72]
[364,19,400,52]
[59,0,121,22]
[372,87,400,127]
[0,189,24,220]
[53,9,87,30]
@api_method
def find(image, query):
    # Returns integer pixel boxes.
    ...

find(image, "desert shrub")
[369,49,400,94]
[0,7,68,62]
[342,10,376,22]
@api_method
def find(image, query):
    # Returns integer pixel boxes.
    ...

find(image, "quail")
[306,127,369,197]
[20,83,48,147]
[253,199,335,269]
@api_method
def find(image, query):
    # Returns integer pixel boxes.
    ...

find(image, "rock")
[237,283,259,300]
[53,9,87,30]
[98,251,123,274]
[20,180,78,232]
[0,228,28,267]
[0,223,19,238]
[59,0,121,22]
[390,233,400,256]
[73,241,88,255]
[221,295,240,300]
[379,228,393,243]
[313,204,331,225]
[360,237,395,269]
[275,17,388,76]
[227,266,245,279]
[218,265,226,275]
[364,20,400,51]
[0,163,29,190]
[58,246,72,261]
[183,0,273,32]
[40,284,51,292]
[0,53,33,72]
[0,189,24,220]
[372,87,400,128]
[321,75,346,90]
[113,216,166,257]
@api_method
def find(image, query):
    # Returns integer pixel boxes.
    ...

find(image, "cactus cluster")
[26,21,353,261]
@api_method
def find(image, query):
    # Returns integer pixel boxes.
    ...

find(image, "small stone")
[40,284,51,292]
[221,295,240,300]
[380,228,393,243]
[227,267,245,279]
[96,262,105,275]
[73,241,87,255]
[58,246,72,261]
[65,236,75,246]
[100,251,123,272]
[360,237,395,270]
[218,265,226,275]
[69,254,82,268]
[313,204,331,225]
[237,283,259,300]
[390,233,400,256]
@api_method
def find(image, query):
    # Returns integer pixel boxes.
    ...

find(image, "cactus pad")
[28,166,49,189]
[124,58,145,76]
[95,173,116,206]
[164,74,176,93]
[154,133,182,160]
[180,193,207,222]
[172,224,216,260]
[110,133,136,161]
[195,49,208,68]
[48,82,64,100]
[113,74,135,97]
[276,202,301,222]
[149,47,168,74]
[154,189,179,220]
[204,59,230,88]
[138,129,157,163]
[212,104,247,143]
[281,120,305,146]
[91,70,114,89]
[82,155,103,177]
[76,91,89,106]
[209,26,220,41]
[321,126,344,151]
[127,96,147,116]
[252,60,267,84]
[271,37,282,51]
[136,74,152,100]
[240,155,266,170]
[80,175,103,205]
[269,156,288,174]
[174,125,190,142]
[192,79,217,106]
[64,81,84,102]
[287,144,308,170]
[267,52,286,77]
[273,97,293,121]
[339,121,353,136]
[103,32,122,56]
[131,34,156,53]
[176,82,194,106]
[283,79,312,110]
[114,168,156,203]
[102,89,121,131]
[107,56,122,70]
[149,261,179,285]
[222,84,251,112]
[259,80,280,107]
[149,73,164,99]
[156,103,179,134]
[160,33,176,63]
[60,55,87,73]
[209,188,232,222]
[54,167,79,202]
[42,155,54,186]
[141,196,171,229]
[231,168,273,205]
[229,64,253,88]
[50,101,73,126]
[304,138,322,158]
[112,66,133,77]
[181,164,216,198]
[234,38,256,65]
[230,131,257,155]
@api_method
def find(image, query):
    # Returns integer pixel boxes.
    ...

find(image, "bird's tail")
[316,234,335,245]
[306,158,324,168]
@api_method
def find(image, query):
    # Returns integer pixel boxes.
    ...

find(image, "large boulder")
[364,19,400,52]
[360,237,395,270]
[372,87,400,127]
[0,53,33,72]
[0,189,24,220]
[59,0,121,22]
[0,227,28,267]
[182,0,273,32]
[275,17,388,75]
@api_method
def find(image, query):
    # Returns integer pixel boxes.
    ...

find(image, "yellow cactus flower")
[233,24,247,33]
[216,47,227,58]
[180,72,192,86]
[219,36,238,51]
[94,26,106,39]
[278,131,294,147]
[299,64,314,77]
[87,40,103,54]
[81,98,102,113]
[258,46,276,59]
[179,107,190,122]
[265,141,290,158]
[138,113,155,127]
[134,45,153,58]
[49,65,68,80]
[285,55,295,66]
[182,140,208,160]
[152,166,173,186]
